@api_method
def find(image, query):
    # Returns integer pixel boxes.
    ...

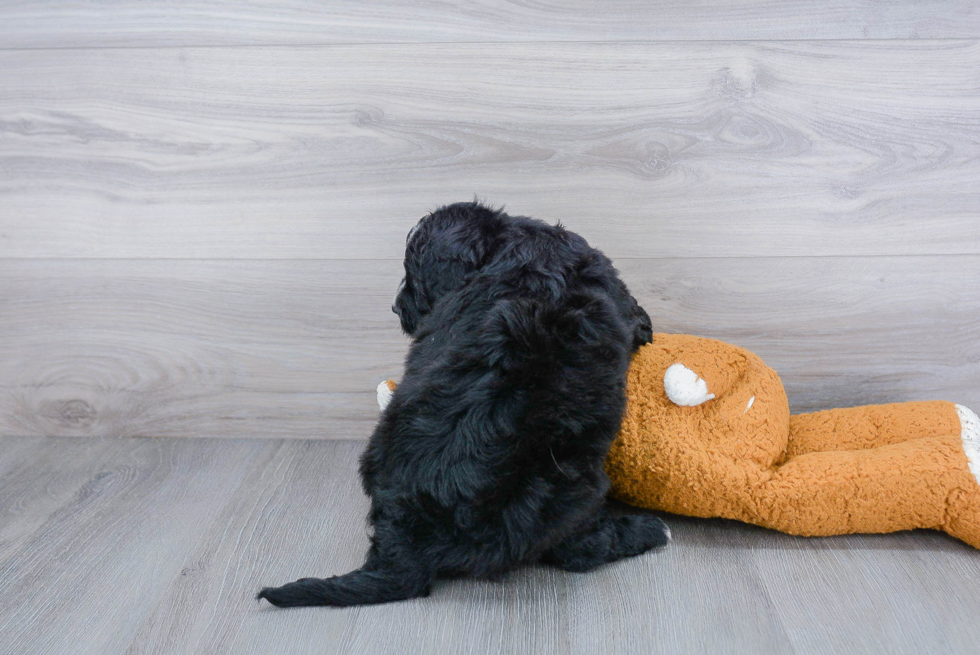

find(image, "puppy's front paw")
[663,363,715,406]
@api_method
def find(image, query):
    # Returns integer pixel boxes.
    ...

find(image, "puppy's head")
[393,202,505,335]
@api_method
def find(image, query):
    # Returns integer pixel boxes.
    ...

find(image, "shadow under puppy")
[258,202,669,607]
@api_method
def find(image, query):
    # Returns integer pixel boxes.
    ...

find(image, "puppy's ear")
[630,297,653,348]
[427,201,504,270]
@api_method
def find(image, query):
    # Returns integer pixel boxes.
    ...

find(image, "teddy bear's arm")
[377,379,397,411]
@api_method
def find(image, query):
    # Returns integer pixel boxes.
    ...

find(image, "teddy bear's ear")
[664,363,716,406]
[652,334,752,402]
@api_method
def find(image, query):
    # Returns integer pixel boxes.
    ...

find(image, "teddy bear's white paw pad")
[664,363,716,407]
[377,380,394,411]
[956,404,980,485]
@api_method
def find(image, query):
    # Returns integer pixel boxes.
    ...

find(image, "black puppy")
[257,202,668,607]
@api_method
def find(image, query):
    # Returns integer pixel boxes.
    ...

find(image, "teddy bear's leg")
[749,429,980,548]
[786,400,961,457]
[541,508,670,572]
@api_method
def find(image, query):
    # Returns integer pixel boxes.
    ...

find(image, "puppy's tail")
[256,566,431,608]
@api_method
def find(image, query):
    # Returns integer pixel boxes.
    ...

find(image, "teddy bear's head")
[606,335,791,515]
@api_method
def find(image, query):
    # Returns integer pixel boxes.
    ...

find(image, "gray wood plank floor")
[2,436,979,655]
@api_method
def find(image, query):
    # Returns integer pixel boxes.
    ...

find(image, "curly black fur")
[257,202,669,607]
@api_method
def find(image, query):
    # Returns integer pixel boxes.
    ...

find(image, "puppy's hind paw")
[617,514,671,555]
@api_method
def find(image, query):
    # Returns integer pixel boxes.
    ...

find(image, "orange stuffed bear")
[605,333,980,548]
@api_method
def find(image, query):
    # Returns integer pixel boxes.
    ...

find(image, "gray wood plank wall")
[1,3,978,438]
[1,1,978,46]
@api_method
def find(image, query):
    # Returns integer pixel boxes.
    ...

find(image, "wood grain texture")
[1,256,977,438]
[0,259,407,439]
[0,1,977,49]
[0,436,269,655]
[2,41,979,259]
[123,438,364,655]
[0,438,120,561]
[753,528,980,652]
[3,437,980,654]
